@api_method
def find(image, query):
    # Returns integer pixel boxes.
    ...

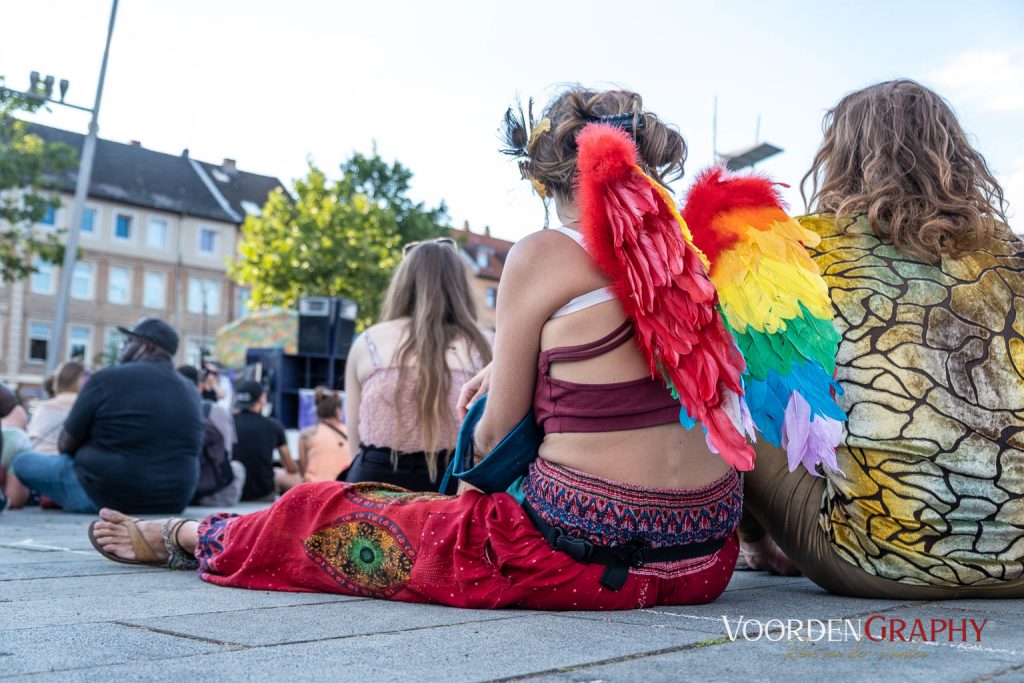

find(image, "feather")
[682,166,847,475]
[576,124,754,470]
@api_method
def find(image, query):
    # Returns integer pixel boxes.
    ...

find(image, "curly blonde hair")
[801,79,1008,261]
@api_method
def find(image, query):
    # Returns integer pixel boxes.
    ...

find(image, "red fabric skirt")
[196,461,741,610]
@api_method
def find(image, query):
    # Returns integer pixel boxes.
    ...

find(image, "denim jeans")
[11,452,100,514]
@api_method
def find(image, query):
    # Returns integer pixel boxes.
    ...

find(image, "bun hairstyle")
[802,79,1008,262]
[314,386,342,421]
[502,88,687,201]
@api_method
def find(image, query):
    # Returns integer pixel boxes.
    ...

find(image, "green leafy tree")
[0,78,78,281]
[230,151,448,329]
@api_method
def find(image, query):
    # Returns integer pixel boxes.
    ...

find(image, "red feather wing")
[575,124,754,470]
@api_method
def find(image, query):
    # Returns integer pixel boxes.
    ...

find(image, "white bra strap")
[553,225,585,246]
[551,287,617,319]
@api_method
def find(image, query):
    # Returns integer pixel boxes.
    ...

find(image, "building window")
[114,214,133,241]
[81,208,97,234]
[188,278,220,315]
[143,272,166,309]
[147,218,167,248]
[236,287,252,316]
[66,325,92,361]
[198,227,219,255]
[30,261,56,295]
[40,205,57,226]
[475,249,490,269]
[108,266,131,304]
[184,336,215,367]
[71,262,95,300]
[485,287,497,309]
[101,327,124,364]
[28,321,51,362]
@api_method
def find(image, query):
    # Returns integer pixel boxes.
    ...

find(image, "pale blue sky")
[2,0,1022,241]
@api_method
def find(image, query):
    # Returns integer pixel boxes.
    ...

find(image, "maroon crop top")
[533,320,681,433]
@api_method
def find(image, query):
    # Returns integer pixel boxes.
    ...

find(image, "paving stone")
[0,622,228,678]
[0,559,151,581]
[0,581,357,630]
[560,581,913,637]
[18,613,717,682]
[124,598,523,646]
[530,635,1017,683]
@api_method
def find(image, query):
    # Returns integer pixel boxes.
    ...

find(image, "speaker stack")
[298,296,359,357]
[297,296,334,355]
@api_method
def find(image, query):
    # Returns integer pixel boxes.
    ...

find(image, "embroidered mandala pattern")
[346,482,448,509]
[802,214,1024,586]
[304,512,415,596]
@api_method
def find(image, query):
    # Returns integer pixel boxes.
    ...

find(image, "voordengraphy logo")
[722,616,989,643]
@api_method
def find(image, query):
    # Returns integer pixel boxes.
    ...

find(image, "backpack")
[192,400,235,500]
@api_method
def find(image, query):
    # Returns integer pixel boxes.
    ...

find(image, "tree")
[230,151,448,329]
[0,78,78,281]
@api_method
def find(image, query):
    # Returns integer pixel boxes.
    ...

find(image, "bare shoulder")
[506,229,604,286]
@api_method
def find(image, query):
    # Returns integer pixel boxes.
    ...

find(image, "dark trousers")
[343,445,456,494]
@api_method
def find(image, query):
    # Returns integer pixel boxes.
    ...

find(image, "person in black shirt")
[232,381,298,501]
[12,318,202,514]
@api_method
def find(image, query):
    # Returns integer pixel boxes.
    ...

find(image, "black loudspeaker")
[333,298,359,357]
[298,297,334,355]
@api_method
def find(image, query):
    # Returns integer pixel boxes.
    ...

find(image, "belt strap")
[523,501,726,591]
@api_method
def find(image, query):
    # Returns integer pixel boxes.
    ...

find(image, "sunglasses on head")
[402,236,458,255]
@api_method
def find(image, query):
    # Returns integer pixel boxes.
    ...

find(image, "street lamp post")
[44,0,119,375]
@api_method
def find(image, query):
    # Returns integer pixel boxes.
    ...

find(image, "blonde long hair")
[380,241,492,480]
[801,79,1007,262]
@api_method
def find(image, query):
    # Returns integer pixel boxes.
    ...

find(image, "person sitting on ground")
[342,237,492,492]
[0,381,19,511]
[740,80,1024,599]
[298,387,352,483]
[4,361,88,509]
[88,87,747,610]
[12,318,202,514]
[178,365,246,507]
[230,381,297,500]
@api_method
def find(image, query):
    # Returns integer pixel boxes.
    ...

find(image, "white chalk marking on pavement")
[2,539,93,555]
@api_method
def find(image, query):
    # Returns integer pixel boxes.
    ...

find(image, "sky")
[1,0,1023,242]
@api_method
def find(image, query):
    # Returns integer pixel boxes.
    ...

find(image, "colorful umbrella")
[214,308,297,368]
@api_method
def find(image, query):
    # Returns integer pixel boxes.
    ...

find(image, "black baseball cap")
[117,317,179,355]
[234,380,265,409]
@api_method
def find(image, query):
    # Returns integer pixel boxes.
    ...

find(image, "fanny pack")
[438,393,540,494]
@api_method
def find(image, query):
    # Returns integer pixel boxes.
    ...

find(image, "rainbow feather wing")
[682,167,846,475]
[576,124,755,471]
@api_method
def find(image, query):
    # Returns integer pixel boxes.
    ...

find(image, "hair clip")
[527,117,551,153]
[589,113,645,132]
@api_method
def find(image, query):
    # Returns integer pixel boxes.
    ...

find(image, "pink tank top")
[358,333,473,453]
[533,320,681,434]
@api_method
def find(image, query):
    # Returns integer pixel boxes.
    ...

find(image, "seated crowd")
[2,80,1022,609]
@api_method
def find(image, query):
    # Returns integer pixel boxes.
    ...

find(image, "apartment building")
[0,123,284,385]
[449,223,515,330]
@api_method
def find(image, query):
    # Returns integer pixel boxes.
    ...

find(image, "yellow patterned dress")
[801,213,1024,586]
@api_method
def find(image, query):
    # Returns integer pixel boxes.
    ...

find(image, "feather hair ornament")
[575,123,755,471]
[681,167,846,475]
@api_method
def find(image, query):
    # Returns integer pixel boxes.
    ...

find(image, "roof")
[25,122,285,224]
[450,225,515,281]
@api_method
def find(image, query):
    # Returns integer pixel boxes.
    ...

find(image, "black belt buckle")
[551,526,594,564]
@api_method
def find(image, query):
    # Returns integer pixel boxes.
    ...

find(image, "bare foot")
[739,535,802,576]
[91,508,168,562]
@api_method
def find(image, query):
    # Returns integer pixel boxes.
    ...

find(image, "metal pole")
[46,0,119,374]
[712,96,718,164]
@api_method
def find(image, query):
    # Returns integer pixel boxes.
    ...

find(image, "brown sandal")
[88,517,198,570]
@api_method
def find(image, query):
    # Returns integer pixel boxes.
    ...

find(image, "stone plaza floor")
[1,504,1021,682]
